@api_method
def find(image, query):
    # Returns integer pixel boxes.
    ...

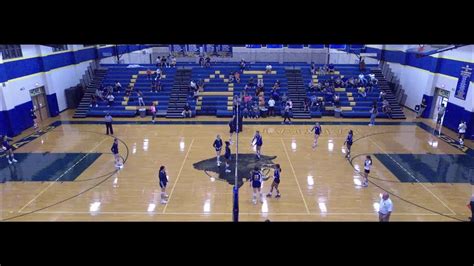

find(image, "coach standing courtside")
[105,113,114,135]
[378,192,393,222]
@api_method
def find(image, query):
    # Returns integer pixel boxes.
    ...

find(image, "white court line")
[368,138,457,215]
[162,138,195,214]
[280,138,310,214]
[17,137,108,213]
[18,211,454,216]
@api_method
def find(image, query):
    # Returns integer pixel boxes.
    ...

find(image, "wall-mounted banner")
[454,64,472,100]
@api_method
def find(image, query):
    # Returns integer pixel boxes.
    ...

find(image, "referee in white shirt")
[379,192,393,222]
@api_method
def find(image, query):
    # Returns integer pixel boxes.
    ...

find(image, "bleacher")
[84,62,391,119]
[87,64,176,117]
[301,64,389,118]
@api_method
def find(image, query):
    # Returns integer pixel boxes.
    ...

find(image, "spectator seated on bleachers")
[310,94,318,109]
[205,56,211,68]
[346,77,355,88]
[155,68,162,79]
[316,97,325,111]
[304,97,310,112]
[334,94,341,108]
[257,78,264,89]
[281,93,288,107]
[358,87,367,97]
[155,56,161,67]
[137,90,145,106]
[228,72,235,83]
[252,104,260,119]
[243,93,252,105]
[308,80,316,92]
[170,56,177,68]
[107,94,115,107]
[265,64,272,74]
[248,77,255,89]
[182,103,192,118]
[273,80,280,90]
[354,78,361,87]
[125,86,132,98]
[114,81,122,93]
[358,73,367,84]
[243,106,249,118]
[96,88,105,101]
[198,55,204,67]
[379,91,386,101]
[234,71,241,83]
[382,99,391,115]
[328,64,335,73]
[239,59,246,72]
[335,78,344,88]
[90,95,98,107]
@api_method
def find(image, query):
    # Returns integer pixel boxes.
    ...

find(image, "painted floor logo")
[193,154,277,187]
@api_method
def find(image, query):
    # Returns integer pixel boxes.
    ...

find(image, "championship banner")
[454,64,472,100]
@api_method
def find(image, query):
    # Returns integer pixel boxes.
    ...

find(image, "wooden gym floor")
[0,109,472,221]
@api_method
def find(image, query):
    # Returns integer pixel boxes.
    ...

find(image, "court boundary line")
[17,136,108,213]
[9,211,459,216]
[280,138,310,214]
[162,138,195,214]
[367,137,457,215]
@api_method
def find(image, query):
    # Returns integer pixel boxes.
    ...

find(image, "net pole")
[232,102,240,222]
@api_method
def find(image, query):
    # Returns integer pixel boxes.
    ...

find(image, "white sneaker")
[252,199,257,205]
[160,200,168,204]
[225,169,231,173]
[12,159,18,163]
[8,160,12,165]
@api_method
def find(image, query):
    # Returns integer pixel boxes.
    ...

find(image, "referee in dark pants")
[105,113,114,135]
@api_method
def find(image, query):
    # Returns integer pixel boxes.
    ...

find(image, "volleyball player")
[158,165,169,204]
[266,164,281,198]
[111,138,123,169]
[251,130,263,160]
[213,135,223,166]
[362,155,372,187]
[224,141,232,173]
[2,135,17,165]
[343,130,353,159]
[311,122,322,149]
[250,166,263,204]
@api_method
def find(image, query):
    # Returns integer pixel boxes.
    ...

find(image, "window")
[51,45,68,52]
[0,45,23,60]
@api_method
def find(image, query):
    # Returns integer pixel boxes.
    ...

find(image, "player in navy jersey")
[362,155,372,187]
[251,131,263,160]
[2,135,17,165]
[266,164,282,198]
[228,116,236,144]
[158,165,169,204]
[250,166,263,204]
[224,141,232,173]
[111,138,123,169]
[311,122,322,149]
[213,135,223,166]
[343,130,353,159]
